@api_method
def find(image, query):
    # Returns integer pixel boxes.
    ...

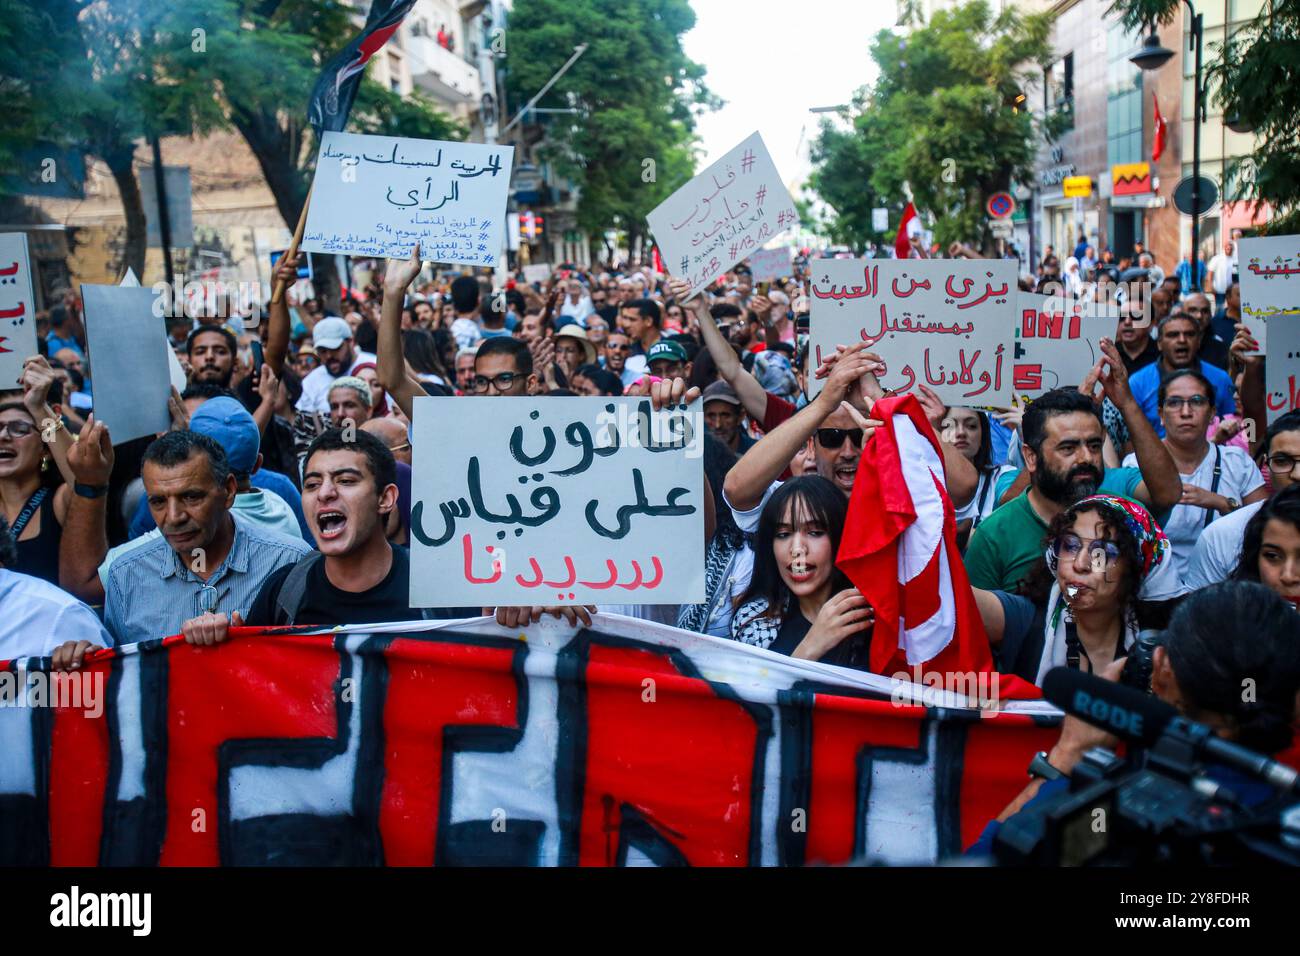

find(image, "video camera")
[994,668,1300,866]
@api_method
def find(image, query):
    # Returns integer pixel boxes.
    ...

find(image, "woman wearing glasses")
[0,357,76,586]
[972,495,1181,684]
[1121,369,1266,579]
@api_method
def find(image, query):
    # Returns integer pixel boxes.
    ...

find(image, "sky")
[681,0,897,192]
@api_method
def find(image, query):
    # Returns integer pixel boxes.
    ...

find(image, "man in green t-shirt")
[965,339,1182,591]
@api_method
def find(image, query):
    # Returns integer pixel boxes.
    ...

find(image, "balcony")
[406,35,482,110]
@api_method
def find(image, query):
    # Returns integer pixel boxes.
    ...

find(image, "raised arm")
[378,246,428,420]
[264,254,300,376]
[668,277,769,424]
[58,414,114,603]
[722,345,883,512]
[1093,338,1180,511]
[1230,323,1266,459]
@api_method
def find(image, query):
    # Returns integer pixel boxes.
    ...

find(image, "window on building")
[1106,24,1143,168]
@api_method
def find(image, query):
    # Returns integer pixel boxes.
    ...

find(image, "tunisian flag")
[893,202,917,259]
[1152,93,1168,163]
[837,394,1039,698]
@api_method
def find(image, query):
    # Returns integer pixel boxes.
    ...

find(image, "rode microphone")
[1042,667,1300,796]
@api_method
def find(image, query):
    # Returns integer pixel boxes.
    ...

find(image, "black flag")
[307,0,417,131]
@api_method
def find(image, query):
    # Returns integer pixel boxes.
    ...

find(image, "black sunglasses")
[815,428,863,449]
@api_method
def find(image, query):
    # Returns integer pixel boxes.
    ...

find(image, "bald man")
[360,417,411,466]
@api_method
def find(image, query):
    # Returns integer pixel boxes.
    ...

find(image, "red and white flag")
[893,202,917,259]
[837,395,1038,698]
[1152,93,1168,163]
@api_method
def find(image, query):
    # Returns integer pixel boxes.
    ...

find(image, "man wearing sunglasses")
[723,342,979,522]
[1185,410,1300,589]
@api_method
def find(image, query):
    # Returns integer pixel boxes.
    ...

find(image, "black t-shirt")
[767,608,871,670]
[768,612,812,657]
[244,545,428,627]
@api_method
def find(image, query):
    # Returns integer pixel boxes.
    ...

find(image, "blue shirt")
[128,467,309,540]
[1176,258,1206,295]
[1126,359,1236,437]
[103,515,312,646]
[46,332,84,358]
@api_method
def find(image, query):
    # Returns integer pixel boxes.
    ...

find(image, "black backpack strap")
[274,552,325,625]
[1203,444,1223,529]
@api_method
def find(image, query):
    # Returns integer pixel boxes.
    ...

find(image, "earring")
[40,455,50,473]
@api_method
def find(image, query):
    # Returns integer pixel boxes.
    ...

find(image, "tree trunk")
[102,145,147,281]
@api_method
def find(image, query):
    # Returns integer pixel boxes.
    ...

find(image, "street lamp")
[1131,4,1204,274]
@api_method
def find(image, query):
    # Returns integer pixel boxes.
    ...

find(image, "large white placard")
[1012,293,1116,399]
[747,246,793,283]
[81,284,171,444]
[302,131,514,265]
[1239,235,1300,356]
[1266,314,1300,424]
[808,259,1017,407]
[408,396,705,608]
[0,233,38,384]
[647,132,798,299]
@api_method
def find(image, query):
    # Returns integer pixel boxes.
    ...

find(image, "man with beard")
[965,344,1181,591]
[295,317,376,416]
[187,326,238,387]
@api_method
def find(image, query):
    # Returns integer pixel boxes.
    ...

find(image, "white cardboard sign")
[808,259,1017,407]
[408,396,705,608]
[1266,314,1300,424]
[1239,234,1300,357]
[647,132,798,299]
[0,233,38,384]
[1012,293,1116,399]
[747,246,793,283]
[302,131,514,266]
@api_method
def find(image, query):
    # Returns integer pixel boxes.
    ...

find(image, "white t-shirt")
[0,568,114,658]
[1183,498,1265,590]
[560,296,594,325]
[450,316,483,351]
[296,350,376,414]
[1123,445,1263,580]
[1208,253,1234,294]
[955,467,1010,526]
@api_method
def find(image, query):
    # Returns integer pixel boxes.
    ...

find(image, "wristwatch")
[73,482,109,499]
[1224,497,1241,512]
[1027,751,1064,782]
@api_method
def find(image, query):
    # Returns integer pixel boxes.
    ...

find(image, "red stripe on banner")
[379,638,522,865]
[957,717,1060,851]
[159,637,343,866]
[48,684,111,866]
[576,644,763,866]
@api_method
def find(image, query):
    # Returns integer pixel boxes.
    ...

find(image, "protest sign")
[1239,235,1300,356]
[408,396,705,608]
[808,259,1017,407]
[0,615,1064,866]
[1266,314,1300,423]
[1012,293,1115,399]
[302,131,514,265]
[80,284,171,443]
[747,245,792,283]
[647,132,798,299]
[522,264,550,284]
[0,233,38,385]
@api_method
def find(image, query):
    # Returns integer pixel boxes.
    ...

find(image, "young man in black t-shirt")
[180,429,430,642]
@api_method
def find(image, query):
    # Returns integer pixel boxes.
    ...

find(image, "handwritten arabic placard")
[1012,293,1116,400]
[1239,234,1300,357]
[747,246,793,283]
[0,233,38,385]
[808,259,1017,407]
[80,284,172,444]
[408,396,705,607]
[1266,314,1300,424]
[302,131,514,266]
[646,132,798,300]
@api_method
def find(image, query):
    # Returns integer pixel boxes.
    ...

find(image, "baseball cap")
[312,317,353,350]
[702,380,741,407]
[646,340,688,367]
[189,396,260,477]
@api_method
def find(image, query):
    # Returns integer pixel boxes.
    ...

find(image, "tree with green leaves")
[502,0,716,257]
[1109,0,1299,233]
[809,0,1052,253]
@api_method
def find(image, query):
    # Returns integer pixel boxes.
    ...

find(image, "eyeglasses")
[0,420,36,438]
[815,428,864,449]
[390,441,412,454]
[1052,533,1123,569]
[1161,395,1210,412]
[471,372,521,393]
[606,343,631,352]
[1267,452,1300,476]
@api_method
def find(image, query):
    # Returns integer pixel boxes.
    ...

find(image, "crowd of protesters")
[2,232,1298,772]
